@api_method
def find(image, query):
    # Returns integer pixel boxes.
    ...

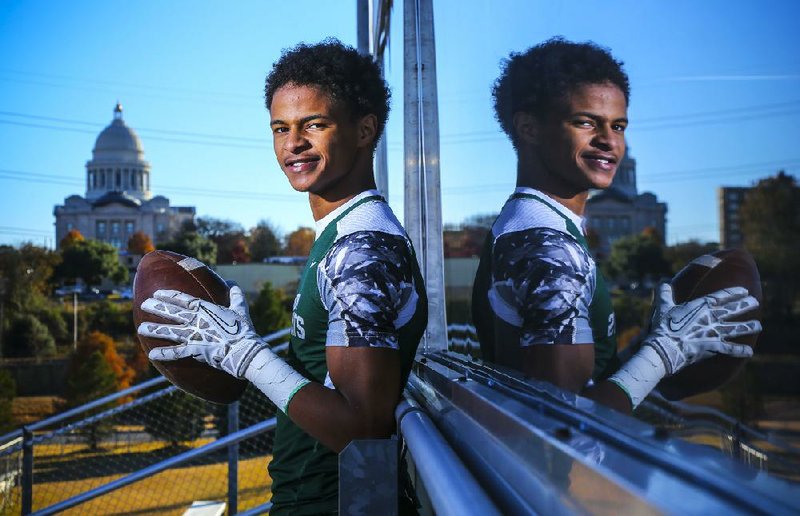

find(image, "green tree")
[82,301,134,341]
[0,369,16,433]
[55,239,128,286]
[249,220,282,262]
[65,350,117,449]
[0,243,61,314]
[159,230,217,266]
[145,391,207,447]
[604,232,670,286]
[740,171,800,320]
[3,314,56,357]
[250,282,291,335]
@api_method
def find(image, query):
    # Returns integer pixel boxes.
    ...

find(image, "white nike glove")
[609,283,760,408]
[137,285,310,412]
[137,285,263,378]
[643,283,760,375]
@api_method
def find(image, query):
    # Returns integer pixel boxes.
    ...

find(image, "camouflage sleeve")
[318,231,419,349]
[488,227,594,346]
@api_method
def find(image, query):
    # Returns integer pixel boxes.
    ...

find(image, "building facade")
[718,186,749,248]
[584,147,668,257]
[54,103,195,249]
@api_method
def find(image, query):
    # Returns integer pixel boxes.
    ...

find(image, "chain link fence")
[0,334,290,515]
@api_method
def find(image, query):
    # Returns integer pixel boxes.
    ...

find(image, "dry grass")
[2,440,273,515]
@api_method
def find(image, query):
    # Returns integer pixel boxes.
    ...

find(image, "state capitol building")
[53,103,195,249]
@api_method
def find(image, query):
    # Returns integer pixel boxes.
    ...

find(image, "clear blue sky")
[1,0,798,248]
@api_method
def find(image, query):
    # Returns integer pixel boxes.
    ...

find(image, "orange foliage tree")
[60,228,85,248]
[284,227,315,256]
[127,231,155,255]
[69,331,136,394]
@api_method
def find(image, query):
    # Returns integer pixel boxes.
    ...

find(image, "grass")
[2,440,273,515]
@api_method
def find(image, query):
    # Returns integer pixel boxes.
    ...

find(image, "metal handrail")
[33,417,277,515]
[396,397,500,515]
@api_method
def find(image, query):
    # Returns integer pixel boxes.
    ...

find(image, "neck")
[516,154,588,217]
[308,167,377,221]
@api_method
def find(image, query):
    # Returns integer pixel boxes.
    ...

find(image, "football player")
[472,38,761,413]
[138,39,427,514]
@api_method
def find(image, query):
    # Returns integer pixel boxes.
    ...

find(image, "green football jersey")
[268,190,428,515]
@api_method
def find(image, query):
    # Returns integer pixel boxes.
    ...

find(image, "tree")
[284,227,315,256]
[145,391,207,447]
[0,369,16,433]
[55,239,128,286]
[215,232,251,264]
[60,229,85,248]
[127,231,155,255]
[249,220,282,262]
[603,231,670,287]
[64,350,116,449]
[195,217,244,241]
[250,282,291,335]
[2,314,56,357]
[0,243,61,313]
[159,230,217,266]
[70,331,135,392]
[82,301,134,342]
[740,171,800,320]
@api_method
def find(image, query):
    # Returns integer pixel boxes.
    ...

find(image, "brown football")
[133,250,247,404]
[657,248,762,401]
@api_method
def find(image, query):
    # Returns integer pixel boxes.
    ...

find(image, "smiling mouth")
[285,157,320,172]
[583,155,617,169]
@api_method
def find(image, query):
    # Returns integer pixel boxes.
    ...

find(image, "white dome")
[92,103,145,162]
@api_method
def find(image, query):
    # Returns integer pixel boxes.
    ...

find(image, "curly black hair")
[493,37,630,149]
[264,38,391,147]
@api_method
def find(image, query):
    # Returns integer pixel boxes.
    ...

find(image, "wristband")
[608,345,667,408]
[243,346,310,413]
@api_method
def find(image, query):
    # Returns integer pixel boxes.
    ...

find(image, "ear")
[512,111,540,146]
[356,114,378,148]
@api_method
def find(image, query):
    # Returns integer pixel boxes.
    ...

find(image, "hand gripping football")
[133,250,247,404]
[657,248,762,401]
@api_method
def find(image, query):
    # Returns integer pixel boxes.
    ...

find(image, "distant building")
[53,103,195,249]
[718,186,749,248]
[584,147,668,257]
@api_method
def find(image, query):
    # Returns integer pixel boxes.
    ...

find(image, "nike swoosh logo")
[668,304,704,332]
[200,305,240,335]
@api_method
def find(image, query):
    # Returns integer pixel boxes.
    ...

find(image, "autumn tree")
[60,228,85,248]
[740,171,800,320]
[249,220,282,262]
[284,227,315,256]
[68,331,135,393]
[127,231,155,255]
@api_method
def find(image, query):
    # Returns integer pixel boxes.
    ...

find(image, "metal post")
[227,401,240,515]
[22,426,33,515]
[356,0,369,54]
[404,0,447,352]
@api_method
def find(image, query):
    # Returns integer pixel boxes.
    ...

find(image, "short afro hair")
[493,37,630,149]
[264,38,391,146]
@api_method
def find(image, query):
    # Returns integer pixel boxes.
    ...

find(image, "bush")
[0,369,16,432]
[249,282,291,335]
[145,392,207,447]
[2,314,56,358]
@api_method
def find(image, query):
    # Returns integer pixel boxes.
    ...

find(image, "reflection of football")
[133,250,247,404]
[657,248,762,401]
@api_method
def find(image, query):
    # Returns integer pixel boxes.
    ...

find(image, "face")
[534,82,628,192]
[269,84,372,195]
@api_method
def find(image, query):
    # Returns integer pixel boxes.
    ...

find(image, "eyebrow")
[270,113,333,127]
[572,111,629,124]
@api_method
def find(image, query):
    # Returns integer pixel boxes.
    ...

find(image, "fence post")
[227,401,239,514]
[22,426,33,515]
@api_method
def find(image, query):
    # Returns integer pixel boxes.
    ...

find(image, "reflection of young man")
[138,40,427,514]
[472,38,760,413]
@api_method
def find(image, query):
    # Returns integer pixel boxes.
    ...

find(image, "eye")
[574,118,594,128]
[307,122,327,130]
[612,123,627,133]
[272,126,288,134]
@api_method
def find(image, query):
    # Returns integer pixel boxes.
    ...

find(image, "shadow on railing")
[0,329,290,516]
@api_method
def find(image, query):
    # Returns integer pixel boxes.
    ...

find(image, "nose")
[592,124,618,152]
[284,127,310,153]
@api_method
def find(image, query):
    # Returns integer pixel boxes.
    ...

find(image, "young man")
[138,40,427,514]
[472,37,761,413]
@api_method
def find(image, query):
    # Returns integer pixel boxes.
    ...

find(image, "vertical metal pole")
[22,426,33,515]
[72,291,78,350]
[357,0,369,54]
[227,401,239,515]
[404,0,447,352]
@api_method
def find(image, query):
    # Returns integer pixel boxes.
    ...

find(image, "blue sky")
[1,0,798,247]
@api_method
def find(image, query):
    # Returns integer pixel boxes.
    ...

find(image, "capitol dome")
[92,103,145,162]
